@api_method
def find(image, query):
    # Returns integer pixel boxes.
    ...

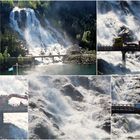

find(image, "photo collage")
[0,1,140,140]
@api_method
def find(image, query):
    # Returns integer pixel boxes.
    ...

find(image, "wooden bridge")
[32,54,67,63]
[98,45,140,52]
[98,45,140,65]
[112,104,140,114]
[0,94,28,126]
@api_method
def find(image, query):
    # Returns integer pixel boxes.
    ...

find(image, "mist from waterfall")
[10,7,69,57]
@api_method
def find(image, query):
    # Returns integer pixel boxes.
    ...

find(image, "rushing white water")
[10,7,69,58]
[97,1,140,74]
[0,76,28,139]
[111,75,140,139]
[112,114,140,140]
[111,76,140,104]
[29,76,111,139]
[97,1,140,45]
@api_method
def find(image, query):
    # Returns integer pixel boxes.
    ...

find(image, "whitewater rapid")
[111,75,140,139]
[97,1,140,74]
[29,76,111,139]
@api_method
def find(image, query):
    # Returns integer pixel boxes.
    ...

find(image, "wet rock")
[29,102,37,109]
[98,59,131,75]
[19,10,27,29]
[39,108,54,119]
[102,121,111,133]
[33,124,56,139]
[70,76,90,89]
[53,78,68,88]
[61,84,83,101]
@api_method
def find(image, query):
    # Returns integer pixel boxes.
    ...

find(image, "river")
[0,64,96,75]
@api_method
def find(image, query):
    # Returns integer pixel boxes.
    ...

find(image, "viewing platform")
[98,45,140,65]
[32,54,67,63]
[98,45,140,52]
[112,104,140,114]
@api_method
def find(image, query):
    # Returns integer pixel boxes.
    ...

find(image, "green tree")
[18,54,24,64]
[3,48,10,62]
[0,53,4,65]
[82,31,91,44]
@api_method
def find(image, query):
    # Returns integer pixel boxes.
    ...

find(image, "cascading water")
[111,76,140,139]
[97,1,140,74]
[97,1,140,45]
[29,76,111,139]
[10,7,69,60]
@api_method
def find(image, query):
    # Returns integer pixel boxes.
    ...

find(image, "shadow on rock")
[0,123,27,139]
[98,59,131,75]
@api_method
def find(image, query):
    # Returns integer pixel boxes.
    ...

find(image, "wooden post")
[52,57,55,63]
[0,112,3,126]
[122,51,126,66]
[16,63,18,75]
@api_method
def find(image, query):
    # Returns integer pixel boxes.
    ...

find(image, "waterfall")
[97,1,140,74]
[97,1,140,46]
[10,7,69,56]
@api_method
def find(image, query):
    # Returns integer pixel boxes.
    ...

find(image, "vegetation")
[45,1,96,50]
[0,1,96,71]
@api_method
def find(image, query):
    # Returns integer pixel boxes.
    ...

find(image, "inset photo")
[1,1,96,75]
[0,76,28,139]
[112,114,140,140]
[97,1,140,75]
[111,76,140,104]
[28,76,111,139]
[111,76,140,139]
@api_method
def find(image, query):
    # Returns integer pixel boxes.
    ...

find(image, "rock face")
[70,76,90,89]
[101,119,111,133]
[33,123,56,139]
[61,84,84,101]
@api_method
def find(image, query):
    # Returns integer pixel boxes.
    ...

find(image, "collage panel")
[111,75,140,140]
[28,76,111,139]
[0,1,96,75]
[0,76,28,139]
[97,1,140,75]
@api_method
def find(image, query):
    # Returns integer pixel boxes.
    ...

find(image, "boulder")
[61,84,83,101]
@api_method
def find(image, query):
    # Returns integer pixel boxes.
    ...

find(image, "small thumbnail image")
[111,76,140,140]
[97,1,140,75]
[0,76,28,139]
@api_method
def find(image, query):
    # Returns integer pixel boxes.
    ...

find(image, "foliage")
[1,0,14,6]
[44,1,96,50]
[3,48,10,62]
[18,54,24,64]
[0,53,4,64]
[82,31,91,44]
[1,30,26,57]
